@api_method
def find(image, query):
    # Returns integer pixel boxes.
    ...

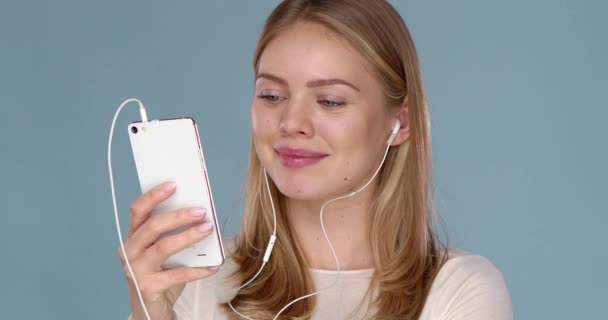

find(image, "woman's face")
[251,22,397,201]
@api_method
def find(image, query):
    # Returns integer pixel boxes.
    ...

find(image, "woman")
[122,0,512,319]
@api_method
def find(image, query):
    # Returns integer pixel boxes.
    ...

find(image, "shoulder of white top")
[433,248,508,293]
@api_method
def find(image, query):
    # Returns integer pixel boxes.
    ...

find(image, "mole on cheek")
[343,177,348,181]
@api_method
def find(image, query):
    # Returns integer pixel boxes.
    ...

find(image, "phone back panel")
[128,118,224,268]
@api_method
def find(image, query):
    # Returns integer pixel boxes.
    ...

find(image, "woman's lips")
[274,146,328,168]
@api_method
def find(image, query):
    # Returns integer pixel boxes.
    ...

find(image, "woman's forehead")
[257,22,375,87]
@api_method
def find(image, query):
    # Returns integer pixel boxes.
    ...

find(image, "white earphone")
[386,119,401,146]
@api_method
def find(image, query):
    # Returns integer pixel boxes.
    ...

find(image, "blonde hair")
[223,0,448,319]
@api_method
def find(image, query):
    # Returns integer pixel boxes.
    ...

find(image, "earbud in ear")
[386,120,401,146]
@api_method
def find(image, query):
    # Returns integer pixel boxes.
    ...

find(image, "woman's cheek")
[251,109,277,161]
[250,104,261,132]
[251,103,276,134]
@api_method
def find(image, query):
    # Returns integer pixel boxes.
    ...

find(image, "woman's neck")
[286,184,377,271]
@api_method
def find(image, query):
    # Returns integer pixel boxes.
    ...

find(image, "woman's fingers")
[139,222,215,268]
[119,182,222,317]
[119,217,217,299]
[127,181,177,238]
[124,207,207,261]
[133,266,220,298]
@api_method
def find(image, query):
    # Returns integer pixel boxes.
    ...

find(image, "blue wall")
[0,1,605,319]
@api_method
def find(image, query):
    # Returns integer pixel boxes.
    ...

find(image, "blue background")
[0,0,606,319]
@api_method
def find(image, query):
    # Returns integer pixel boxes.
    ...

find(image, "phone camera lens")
[131,126,138,134]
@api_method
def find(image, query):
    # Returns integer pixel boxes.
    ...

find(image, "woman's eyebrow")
[256,72,287,86]
[307,78,360,92]
[256,72,360,92]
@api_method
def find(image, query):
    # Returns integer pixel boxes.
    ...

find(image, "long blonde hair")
[223,0,448,319]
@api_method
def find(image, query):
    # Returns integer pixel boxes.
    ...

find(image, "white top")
[130,241,512,320]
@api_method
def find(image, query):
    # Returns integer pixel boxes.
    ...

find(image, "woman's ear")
[390,97,410,146]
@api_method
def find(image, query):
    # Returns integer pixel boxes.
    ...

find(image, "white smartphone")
[128,117,225,269]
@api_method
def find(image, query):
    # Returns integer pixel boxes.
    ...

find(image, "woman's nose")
[279,98,314,138]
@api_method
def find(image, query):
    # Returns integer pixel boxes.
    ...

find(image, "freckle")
[340,215,344,219]
[316,237,320,241]
[343,177,348,181]
[363,258,367,262]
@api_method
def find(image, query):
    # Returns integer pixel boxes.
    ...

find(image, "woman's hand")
[119,181,220,320]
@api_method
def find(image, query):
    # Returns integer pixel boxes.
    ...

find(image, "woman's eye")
[318,98,345,108]
[257,94,285,104]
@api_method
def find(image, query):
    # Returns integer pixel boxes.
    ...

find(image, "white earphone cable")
[227,171,277,320]
[108,98,152,320]
[230,134,394,320]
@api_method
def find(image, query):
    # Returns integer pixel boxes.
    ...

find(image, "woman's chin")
[272,181,331,202]
[275,184,321,201]
[269,169,350,201]
[274,180,350,202]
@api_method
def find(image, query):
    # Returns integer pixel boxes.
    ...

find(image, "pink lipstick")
[274,146,328,168]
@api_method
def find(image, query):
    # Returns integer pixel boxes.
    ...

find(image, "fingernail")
[163,181,176,192]
[198,222,213,233]
[190,208,206,217]
[208,266,220,271]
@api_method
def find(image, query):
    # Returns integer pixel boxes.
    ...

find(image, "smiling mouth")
[273,147,328,168]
